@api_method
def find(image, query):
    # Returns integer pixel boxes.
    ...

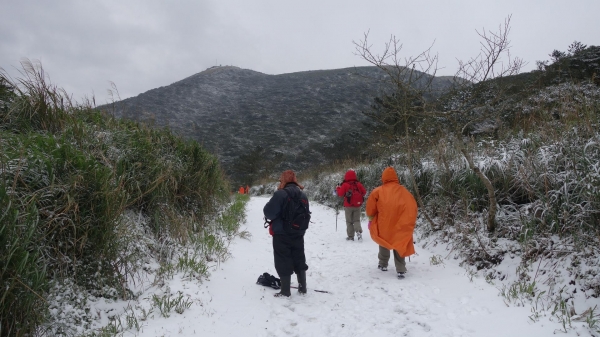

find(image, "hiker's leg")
[378,245,390,268]
[393,250,407,273]
[296,269,307,294]
[350,207,362,233]
[291,235,308,274]
[290,234,308,293]
[272,234,294,278]
[275,274,291,297]
[274,235,302,297]
[344,207,355,238]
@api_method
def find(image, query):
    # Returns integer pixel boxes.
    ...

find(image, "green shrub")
[0,60,232,335]
[0,184,48,337]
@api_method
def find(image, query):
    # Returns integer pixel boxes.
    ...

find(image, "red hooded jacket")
[336,170,367,207]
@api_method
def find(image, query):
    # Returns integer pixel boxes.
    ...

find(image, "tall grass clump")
[0,60,69,133]
[0,183,47,336]
[0,60,233,336]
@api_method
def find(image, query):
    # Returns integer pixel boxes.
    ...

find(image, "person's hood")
[278,170,304,190]
[381,167,399,184]
[344,170,358,182]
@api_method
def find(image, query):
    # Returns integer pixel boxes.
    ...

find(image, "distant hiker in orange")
[239,186,245,194]
[246,185,250,194]
[335,169,367,241]
[366,167,418,279]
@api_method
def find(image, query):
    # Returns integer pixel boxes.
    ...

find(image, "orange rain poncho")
[239,186,245,194]
[366,167,418,257]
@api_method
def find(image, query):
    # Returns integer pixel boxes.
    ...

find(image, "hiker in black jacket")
[263,170,309,297]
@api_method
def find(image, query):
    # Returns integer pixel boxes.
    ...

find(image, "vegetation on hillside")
[276,41,600,333]
[105,64,456,188]
[0,61,246,336]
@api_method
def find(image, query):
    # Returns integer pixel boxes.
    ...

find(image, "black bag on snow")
[256,272,281,289]
[281,188,311,232]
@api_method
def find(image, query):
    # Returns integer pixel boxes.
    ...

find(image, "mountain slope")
[106,66,454,184]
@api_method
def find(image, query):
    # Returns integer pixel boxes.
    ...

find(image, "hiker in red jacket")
[336,169,367,241]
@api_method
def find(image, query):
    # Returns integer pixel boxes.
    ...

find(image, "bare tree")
[448,15,525,232]
[455,15,524,84]
[354,33,440,230]
[354,15,524,233]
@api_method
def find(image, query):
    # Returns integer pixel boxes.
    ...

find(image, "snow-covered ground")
[127,196,578,337]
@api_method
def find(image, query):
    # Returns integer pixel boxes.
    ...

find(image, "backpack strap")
[352,181,364,195]
[282,186,301,203]
[281,188,294,225]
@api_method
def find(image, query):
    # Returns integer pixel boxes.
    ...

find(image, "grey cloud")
[1,0,599,103]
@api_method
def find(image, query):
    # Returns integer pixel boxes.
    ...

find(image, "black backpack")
[281,187,311,232]
[256,272,281,289]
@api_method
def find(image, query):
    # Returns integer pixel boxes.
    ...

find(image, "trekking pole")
[335,203,338,232]
[290,286,331,294]
[332,187,339,232]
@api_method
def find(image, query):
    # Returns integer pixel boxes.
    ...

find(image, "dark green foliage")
[230,145,267,187]
[111,124,227,219]
[0,62,69,133]
[310,79,600,242]
[0,184,48,337]
[0,78,16,114]
[364,92,426,140]
[0,61,230,336]
[539,44,600,86]
[432,44,599,139]
[105,65,455,188]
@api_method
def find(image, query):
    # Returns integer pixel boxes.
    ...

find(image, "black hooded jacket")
[263,182,309,236]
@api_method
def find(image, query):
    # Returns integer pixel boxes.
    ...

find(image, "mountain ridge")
[104,65,455,185]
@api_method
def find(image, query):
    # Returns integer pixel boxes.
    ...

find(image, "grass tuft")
[0,60,237,335]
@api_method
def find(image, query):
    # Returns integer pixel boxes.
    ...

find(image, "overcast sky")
[1,0,598,104]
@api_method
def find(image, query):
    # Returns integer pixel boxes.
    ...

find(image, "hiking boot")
[357,232,362,241]
[397,272,406,279]
[378,265,388,271]
[296,270,307,295]
[274,275,291,297]
[346,236,354,241]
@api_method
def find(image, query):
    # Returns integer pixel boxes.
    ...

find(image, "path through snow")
[139,196,568,336]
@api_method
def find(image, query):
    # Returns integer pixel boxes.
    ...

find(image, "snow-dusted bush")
[267,84,600,330]
[0,61,235,336]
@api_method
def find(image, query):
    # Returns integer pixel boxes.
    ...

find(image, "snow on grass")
[79,196,594,336]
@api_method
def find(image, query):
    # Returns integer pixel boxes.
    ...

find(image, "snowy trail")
[139,196,564,336]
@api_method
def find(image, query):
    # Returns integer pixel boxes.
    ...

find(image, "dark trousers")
[273,234,308,277]
[378,245,407,272]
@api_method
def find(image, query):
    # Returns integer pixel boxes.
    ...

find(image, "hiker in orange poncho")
[239,186,245,194]
[366,166,418,279]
